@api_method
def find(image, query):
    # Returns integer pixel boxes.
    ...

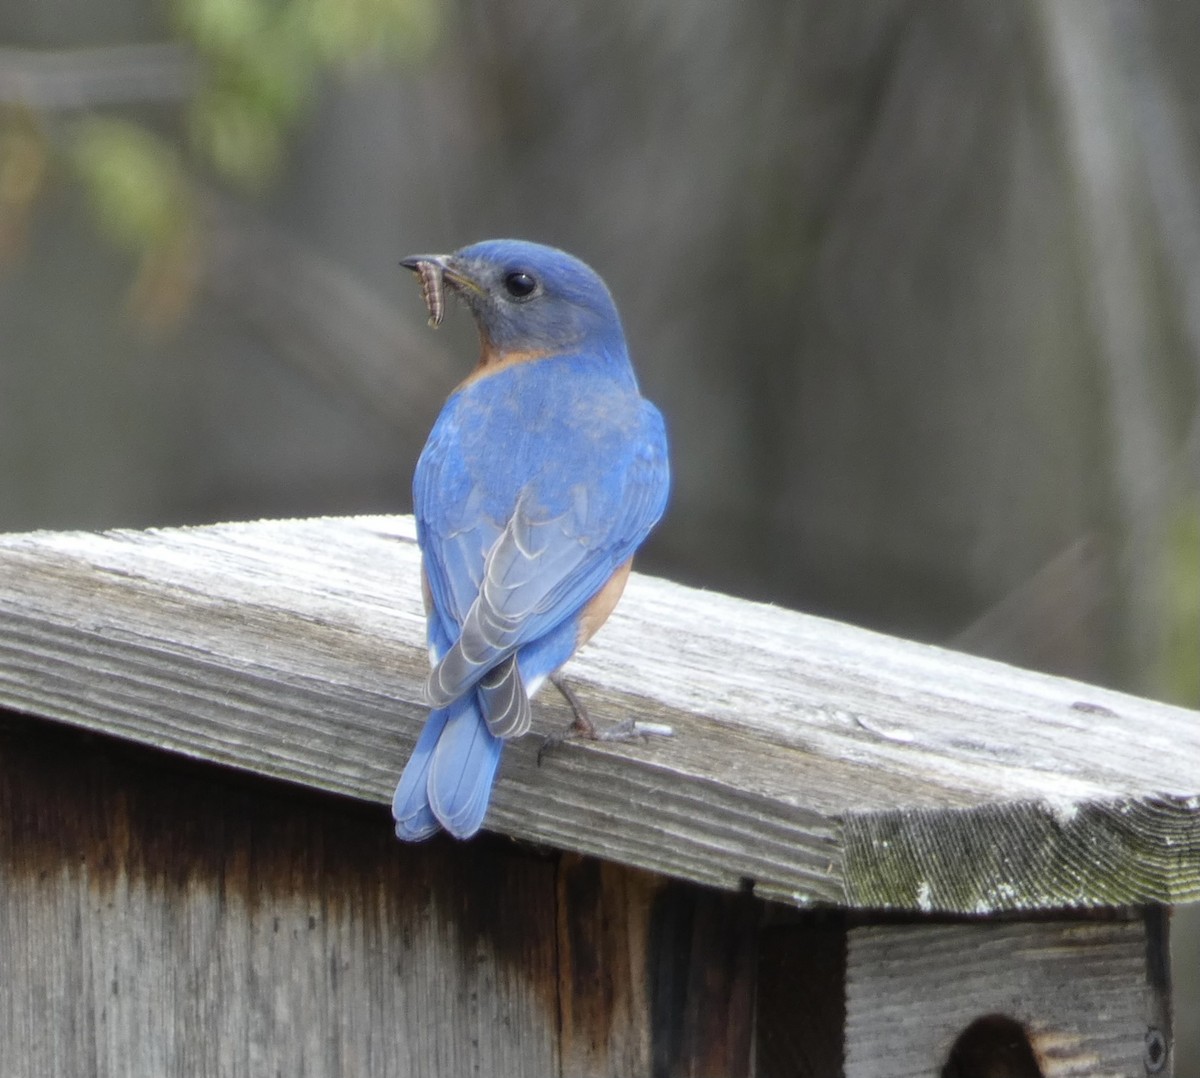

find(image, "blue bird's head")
[401,239,626,362]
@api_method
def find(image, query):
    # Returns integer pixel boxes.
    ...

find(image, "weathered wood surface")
[0,717,757,1078]
[1,515,1199,913]
[844,912,1170,1078]
[0,717,560,1078]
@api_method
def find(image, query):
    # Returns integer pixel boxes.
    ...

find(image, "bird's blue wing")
[426,400,669,708]
[415,439,499,634]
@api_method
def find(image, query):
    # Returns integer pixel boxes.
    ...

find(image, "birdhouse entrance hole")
[941,1014,1043,1078]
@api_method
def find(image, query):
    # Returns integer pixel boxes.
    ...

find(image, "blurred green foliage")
[0,0,440,322]
[1159,498,1200,705]
[68,116,198,325]
[176,0,440,189]
[72,118,191,251]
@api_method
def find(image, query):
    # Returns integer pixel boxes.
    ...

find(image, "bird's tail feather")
[428,696,504,838]
[393,693,504,841]
[392,707,449,841]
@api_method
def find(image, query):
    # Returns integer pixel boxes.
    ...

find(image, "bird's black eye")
[503,270,538,299]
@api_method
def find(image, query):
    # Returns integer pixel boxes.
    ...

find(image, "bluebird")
[392,239,670,840]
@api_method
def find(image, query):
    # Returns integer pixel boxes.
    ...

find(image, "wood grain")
[554,855,757,1077]
[843,912,1170,1078]
[0,716,762,1078]
[1,516,1199,913]
[0,716,562,1078]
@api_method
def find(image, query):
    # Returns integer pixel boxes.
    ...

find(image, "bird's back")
[416,350,665,583]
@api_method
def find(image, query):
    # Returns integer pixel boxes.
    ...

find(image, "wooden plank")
[643,878,758,1076]
[556,856,660,1076]
[555,857,758,1076]
[1,713,765,1078]
[0,714,561,1078]
[843,912,1171,1078]
[1,516,1199,913]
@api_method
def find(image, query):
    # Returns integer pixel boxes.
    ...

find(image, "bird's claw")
[537,702,674,766]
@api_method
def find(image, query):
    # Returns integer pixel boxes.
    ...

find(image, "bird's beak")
[399,254,484,295]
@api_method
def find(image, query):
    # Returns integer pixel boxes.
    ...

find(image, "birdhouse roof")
[1,516,1197,914]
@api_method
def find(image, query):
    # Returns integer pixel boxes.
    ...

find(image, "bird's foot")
[537,674,674,765]
[550,672,593,733]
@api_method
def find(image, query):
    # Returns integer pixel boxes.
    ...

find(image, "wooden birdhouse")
[0,517,1194,1076]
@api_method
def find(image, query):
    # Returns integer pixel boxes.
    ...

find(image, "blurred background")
[1,0,1197,1067]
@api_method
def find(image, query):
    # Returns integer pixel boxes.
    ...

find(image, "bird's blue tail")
[392,693,504,840]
